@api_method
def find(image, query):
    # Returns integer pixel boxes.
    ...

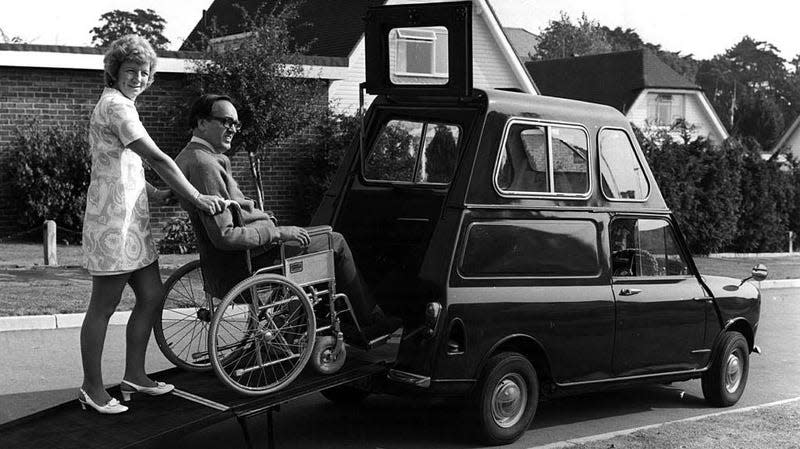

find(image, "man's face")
[198,100,239,153]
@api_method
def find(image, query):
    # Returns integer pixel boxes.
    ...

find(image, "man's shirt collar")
[190,136,217,153]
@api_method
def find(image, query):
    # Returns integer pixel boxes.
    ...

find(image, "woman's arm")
[128,136,226,215]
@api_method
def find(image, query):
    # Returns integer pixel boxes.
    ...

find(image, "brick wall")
[0,64,329,243]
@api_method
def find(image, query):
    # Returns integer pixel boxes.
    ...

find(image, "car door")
[610,216,708,377]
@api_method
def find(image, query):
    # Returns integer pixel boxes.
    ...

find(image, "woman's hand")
[194,193,227,215]
[278,226,310,247]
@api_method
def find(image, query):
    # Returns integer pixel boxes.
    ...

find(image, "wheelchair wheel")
[209,274,315,396]
[154,260,214,372]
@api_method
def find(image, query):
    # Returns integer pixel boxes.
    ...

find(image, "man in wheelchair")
[174,94,401,342]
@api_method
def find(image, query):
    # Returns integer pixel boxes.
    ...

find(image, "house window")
[390,26,449,84]
[647,93,685,126]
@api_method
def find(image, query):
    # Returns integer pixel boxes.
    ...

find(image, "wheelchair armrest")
[305,225,333,237]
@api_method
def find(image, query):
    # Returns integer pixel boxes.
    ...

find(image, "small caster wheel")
[311,335,346,374]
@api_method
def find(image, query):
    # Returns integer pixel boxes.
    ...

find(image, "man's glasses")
[209,116,242,132]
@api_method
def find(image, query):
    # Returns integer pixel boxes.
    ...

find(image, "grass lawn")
[0,243,798,316]
[571,399,800,449]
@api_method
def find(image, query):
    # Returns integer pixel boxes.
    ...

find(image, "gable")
[626,89,728,142]
[772,114,800,158]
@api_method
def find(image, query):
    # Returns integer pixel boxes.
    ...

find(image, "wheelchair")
[155,203,380,396]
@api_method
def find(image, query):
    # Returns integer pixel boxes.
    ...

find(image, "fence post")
[790,231,795,254]
[43,220,57,266]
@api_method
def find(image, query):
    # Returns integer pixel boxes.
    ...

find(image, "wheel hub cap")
[724,353,742,393]
[491,374,527,428]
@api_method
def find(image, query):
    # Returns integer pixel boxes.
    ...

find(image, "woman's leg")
[122,260,164,386]
[81,273,129,404]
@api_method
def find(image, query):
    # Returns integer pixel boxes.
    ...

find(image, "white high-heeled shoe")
[78,388,128,414]
[120,380,175,401]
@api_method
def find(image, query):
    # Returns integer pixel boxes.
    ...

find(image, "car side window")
[610,218,689,277]
[364,119,460,184]
[460,220,600,278]
[496,121,589,196]
[599,129,650,200]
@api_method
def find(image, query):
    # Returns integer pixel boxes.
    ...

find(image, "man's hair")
[103,34,158,88]
[188,94,235,129]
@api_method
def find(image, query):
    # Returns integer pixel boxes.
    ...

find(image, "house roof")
[771,114,800,156]
[0,43,202,59]
[0,43,203,73]
[524,49,700,113]
[503,27,539,61]
[181,0,384,58]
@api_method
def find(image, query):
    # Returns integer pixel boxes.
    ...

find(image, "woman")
[79,34,226,414]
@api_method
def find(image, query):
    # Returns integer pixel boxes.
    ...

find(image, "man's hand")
[278,226,310,247]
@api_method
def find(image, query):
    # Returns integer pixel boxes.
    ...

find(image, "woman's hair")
[188,94,235,129]
[103,34,158,88]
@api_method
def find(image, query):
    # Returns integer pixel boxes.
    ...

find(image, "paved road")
[1,288,797,448]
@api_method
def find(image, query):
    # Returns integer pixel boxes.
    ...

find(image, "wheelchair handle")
[305,225,333,237]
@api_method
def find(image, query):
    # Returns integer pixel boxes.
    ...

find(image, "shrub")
[293,110,360,223]
[7,122,91,243]
[157,216,197,254]
[639,129,741,254]
[733,140,796,252]
[638,127,799,254]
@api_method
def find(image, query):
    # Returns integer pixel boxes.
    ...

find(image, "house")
[182,0,538,114]
[770,114,800,161]
[525,49,729,143]
[503,27,539,62]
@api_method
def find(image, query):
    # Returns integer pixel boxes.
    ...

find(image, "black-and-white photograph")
[1,1,798,448]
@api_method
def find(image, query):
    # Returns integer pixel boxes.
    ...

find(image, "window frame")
[598,126,651,203]
[458,219,602,280]
[392,27,449,79]
[361,117,463,186]
[493,118,593,200]
[647,92,686,127]
[609,215,694,280]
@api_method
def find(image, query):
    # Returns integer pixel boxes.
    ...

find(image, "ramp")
[0,357,387,449]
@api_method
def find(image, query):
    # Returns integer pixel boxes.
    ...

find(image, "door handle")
[619,288,642,296]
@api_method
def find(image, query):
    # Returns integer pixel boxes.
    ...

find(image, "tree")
[191,2,327,209]
[0,26,25,43]
[90,9,170,49]
[696,36,793,149]
[424,125,458,183]
[534,13,698,80]
[533,12,611,60]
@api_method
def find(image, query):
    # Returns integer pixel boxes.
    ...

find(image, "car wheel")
[471,352,538,445]
[320,384,370,404]
[702,331,749,407]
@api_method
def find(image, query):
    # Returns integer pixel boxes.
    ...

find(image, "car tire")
[702,331,749,407]
[471,352,538,446]
[320,384,370,404]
